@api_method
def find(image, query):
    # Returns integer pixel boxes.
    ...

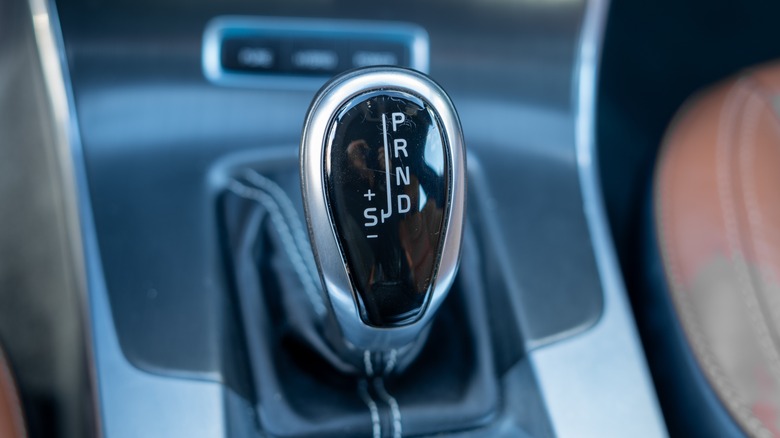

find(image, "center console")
[38,0,666,435]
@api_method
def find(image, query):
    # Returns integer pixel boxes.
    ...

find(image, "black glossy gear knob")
[301,66,465,352]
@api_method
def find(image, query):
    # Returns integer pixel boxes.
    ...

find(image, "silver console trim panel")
[529,0,667,436]
[31,0,229,436]
[203,16,430,90]
[301,67,465,351]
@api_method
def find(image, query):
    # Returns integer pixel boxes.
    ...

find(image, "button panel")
[203,17,428,88]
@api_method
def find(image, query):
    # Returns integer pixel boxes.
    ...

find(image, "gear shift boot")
[221,170,497,437]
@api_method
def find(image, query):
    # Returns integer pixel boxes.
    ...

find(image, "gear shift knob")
[301,66,465,354]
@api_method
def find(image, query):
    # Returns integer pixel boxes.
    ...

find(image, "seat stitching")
[656,82,771,437]
[738,91,780,372]
[720,87,780,379]
[716,80,780,435]
[738,95,770,274]
[736,91,780,433]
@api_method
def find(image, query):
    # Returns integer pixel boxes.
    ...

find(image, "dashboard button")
[287,40,341,75]
[347,41,409,69]
[221,38,280,72]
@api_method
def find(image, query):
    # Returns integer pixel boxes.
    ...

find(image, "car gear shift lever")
[301,67,466,368]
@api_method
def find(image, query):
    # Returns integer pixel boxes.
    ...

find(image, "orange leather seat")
[656,61,780,436]
[0,346,25,438]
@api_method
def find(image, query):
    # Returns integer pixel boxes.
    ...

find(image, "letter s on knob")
[301,67,466,351]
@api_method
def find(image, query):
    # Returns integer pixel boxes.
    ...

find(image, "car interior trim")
[26,0,670,435]
[529,0,667,436]
[30,0,233,436]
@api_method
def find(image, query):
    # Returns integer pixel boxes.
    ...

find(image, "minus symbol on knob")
[367,234,378,239]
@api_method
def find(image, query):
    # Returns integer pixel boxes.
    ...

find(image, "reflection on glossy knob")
[301,66,465,351]
[327,91,449,327]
